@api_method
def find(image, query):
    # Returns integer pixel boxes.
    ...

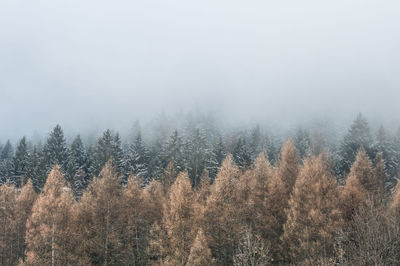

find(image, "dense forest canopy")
[1,113,400,265]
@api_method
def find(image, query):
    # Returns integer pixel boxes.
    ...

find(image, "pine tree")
[66,135,88,184]
[162,130,185,172]
[293,128,311,159]
[249,125,263,161]
[0,140,14,185]
[233,137,252,169]
[90,129,124,177]
[25,145,47,192]
[184,128,212,186]
[282,155,342,263]
[186,229,215,266]
[339,114,374,175]
[126,131,149,179]
[208,136,226,179]
[23,165,77,265]
[42,125,69,174]
[12,136,29,187]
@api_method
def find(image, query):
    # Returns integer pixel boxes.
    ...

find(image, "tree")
[339,114,374,175]
[125,131,149,179]
[90,130,124,177]
[12,137,29,187]
[0,183,18,265]
[25,145,46,192]
[293,128,311,159]
[184,128,212,186]
[186,229,215,266]
[162,172,196,264]
[42,125,69,174]
[15,180,37,263]
[203,154,241,264]
[275,139,300,196]
[340,148,376,222]
[23,165,77,265]
[233,137,252,169]
[75,160,124,266]
[0,140,14,185]
[208,136,226,179]
[162,130,185,172]
[233,228,272,266]
[249,125,263,161]
[66,135,88,184]
[282,155,342,263]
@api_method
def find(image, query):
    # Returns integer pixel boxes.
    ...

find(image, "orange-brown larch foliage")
[75,160,124,266]
[160,162,178,195]
[0,183,18,265]
[23,165,77,266]
[203,154,241,265]
[276,139,300,196]
[15,180,37,263]
[282,155,342,263]
[186,229,215,266]
[340,148,375,221]
[121,175,148,265]
[162,171,196,265]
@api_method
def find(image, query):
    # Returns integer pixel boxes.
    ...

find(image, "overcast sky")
[0,0,400,140]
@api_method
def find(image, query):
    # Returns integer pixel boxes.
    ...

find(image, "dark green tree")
[12,137,29,187]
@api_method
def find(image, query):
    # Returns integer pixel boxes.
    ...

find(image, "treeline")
[2,141,400,265]
[0,114,400,264]
[1,114,400,194]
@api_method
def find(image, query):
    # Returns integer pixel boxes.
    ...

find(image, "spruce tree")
[233,137,252,169]
[42,125,69,174]
[339,114,374,175]
[66,135,88,184]
[12,136,29,187]
[293,128,311,159]
[125,131,149,179]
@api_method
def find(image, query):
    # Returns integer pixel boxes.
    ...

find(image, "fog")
[1,0,400,141]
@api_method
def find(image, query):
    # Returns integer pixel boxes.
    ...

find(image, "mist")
[1,0,400,141]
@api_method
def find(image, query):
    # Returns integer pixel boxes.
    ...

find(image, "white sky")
[0,0,399,140]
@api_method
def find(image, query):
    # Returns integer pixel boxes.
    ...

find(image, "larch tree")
[186,229,215,266]
[15,179,37,263]
[203,154,241,265]
[0,183,18,265]
[275,139,300,196]
[340,148,375,222]
[162,172,196,265]
[281,155,342,263]
[23,165,77,266]
[75,160,124,266]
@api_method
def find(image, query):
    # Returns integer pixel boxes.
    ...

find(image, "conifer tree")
[249,125,263,161]
[90,130,124,177]
[23,165,77,265]
[11,137,29,187]
[0,140,14,185]
[339,114,374,174]
[162,130,185,172]
[66,135,88,184]
[76,160,124,265]
[340,148,376,221]
[293,128,311,159]
[208,136,226,179]
[203,154,241,264]
[186,229,215,266]
[25,145,46,192]
[159,162,178,195]
[276,139,300,196]
[162,172,196,264]
[43,125,69,174]
[233,137,252,169]
[282,155,342,263]
[126,131,149,179]
[15,180,36,262]
[0,183,18,265]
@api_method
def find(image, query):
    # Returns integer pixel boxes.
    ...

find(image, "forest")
[1,113,400,265]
